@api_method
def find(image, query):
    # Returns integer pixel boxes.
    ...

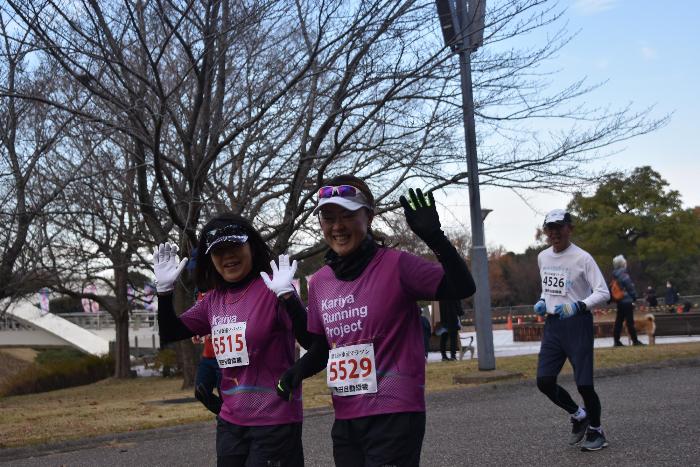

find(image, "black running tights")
[537,376,601,427]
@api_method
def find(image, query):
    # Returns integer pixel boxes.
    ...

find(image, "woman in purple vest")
[275,175,476,466]
[154,213,310,467]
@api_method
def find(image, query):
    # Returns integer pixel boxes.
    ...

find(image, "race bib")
[327,343,377,397]
[542,267,568,296]
[211,321,249,368]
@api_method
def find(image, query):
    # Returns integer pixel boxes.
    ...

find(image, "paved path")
[3,360,699,466]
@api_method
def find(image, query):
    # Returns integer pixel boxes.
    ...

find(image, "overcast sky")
[436,0,700,253]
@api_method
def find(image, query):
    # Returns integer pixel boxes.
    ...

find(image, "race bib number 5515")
[211,322,249,368]
[327,343,377,397]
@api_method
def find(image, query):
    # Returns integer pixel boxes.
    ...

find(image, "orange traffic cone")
[506,314,513,330]
[537,315,543,323]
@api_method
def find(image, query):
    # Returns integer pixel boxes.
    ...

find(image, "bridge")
[1,300,159,356]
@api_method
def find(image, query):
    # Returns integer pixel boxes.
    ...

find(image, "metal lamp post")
[435,0,495,370]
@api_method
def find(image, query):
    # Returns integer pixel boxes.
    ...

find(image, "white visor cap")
[312,193,373,215]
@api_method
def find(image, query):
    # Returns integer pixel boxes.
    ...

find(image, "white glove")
[260,254,297,297]
[153,243,188,293]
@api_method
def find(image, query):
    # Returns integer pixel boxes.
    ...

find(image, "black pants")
[216,417,303,467]
[614,302,639,343]
[332,412,426,467]
[440,328,458,358]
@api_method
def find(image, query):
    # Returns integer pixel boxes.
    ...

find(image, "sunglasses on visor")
[317,185,360,199]
[205,224,247,248]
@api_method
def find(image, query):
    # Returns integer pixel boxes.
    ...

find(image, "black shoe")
[569,417,589,445]
[580,427,608,451]
[633,341,646,346]
[613,341,624,347]
[441,356,449,362]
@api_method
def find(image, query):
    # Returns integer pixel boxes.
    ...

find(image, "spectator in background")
[665,281,680,312]
[645,286,658,308]
[611,255,643,347]
[439,300,464,361]
[420,307,432,360]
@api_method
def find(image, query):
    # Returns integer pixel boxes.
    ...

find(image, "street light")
[435,0,495,371]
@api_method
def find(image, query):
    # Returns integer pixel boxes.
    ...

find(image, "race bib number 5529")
[211,322,249,368]
[327,343,377,397]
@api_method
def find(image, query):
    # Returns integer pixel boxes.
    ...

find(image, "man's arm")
[582,256,610,309]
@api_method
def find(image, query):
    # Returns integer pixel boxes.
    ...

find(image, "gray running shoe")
[569,417,589,445]
[580,428,609,451]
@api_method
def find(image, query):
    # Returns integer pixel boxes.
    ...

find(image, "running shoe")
[569,416,589,445]
[580,428,608,451]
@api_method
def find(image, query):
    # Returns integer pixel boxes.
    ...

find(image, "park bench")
[647,312,700,344]
[512,311,700,344]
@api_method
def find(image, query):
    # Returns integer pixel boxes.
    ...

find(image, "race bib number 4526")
[211,321,249,368]
[327,343,377,397]
[542,267,568,296]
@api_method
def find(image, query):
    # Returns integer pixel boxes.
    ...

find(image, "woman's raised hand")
[153,243,188,293]
[261,254,298,297]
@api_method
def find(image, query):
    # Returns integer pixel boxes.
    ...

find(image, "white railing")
[56,310,157,330]
[1,310,158,331]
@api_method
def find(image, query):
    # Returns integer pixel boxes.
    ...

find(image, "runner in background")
[533,209,610,452]
[276,175,476,467]
[192,334,222,415]
[154,213,311,467]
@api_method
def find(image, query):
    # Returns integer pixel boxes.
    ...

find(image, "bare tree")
[0,11,82,303]
[38,129,149,378]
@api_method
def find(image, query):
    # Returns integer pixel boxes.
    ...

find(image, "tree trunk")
[174,274,198,389]
[114,314,132,378]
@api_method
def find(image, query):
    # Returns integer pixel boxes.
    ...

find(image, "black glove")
[195,383,222,415]
[276,366,304,401]
[399,188,444,245]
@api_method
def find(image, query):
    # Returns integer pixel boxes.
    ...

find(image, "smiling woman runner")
[153,213,311,467]
[275,175,476,467]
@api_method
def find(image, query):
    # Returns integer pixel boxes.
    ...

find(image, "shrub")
[148,348,179,377]
[0,353,115,397]
[34,348,85,365]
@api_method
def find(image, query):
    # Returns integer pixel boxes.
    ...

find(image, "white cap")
[312,193,373,215]
[543,209,572,226]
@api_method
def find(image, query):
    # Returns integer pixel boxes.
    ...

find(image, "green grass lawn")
[1,342,699,449]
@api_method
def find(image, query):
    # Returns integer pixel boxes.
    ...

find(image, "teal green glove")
[554,301,587,319]
[533,299,546,316]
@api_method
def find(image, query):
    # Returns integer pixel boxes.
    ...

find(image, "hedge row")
[0,353,114,397]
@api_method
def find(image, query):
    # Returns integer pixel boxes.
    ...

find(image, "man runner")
[533,209,610,451]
